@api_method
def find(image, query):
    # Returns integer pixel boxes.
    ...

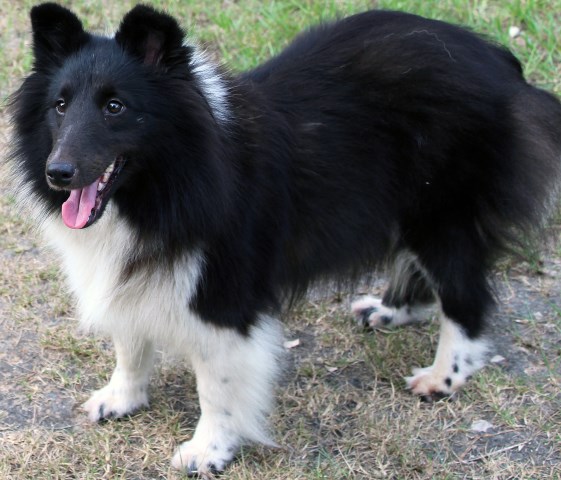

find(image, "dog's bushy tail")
[502,85,561,254]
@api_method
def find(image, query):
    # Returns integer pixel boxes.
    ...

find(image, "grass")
[1,1,561,479]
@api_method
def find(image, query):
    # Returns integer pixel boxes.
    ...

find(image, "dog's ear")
[115,5,191,69]
[30,3,87,70]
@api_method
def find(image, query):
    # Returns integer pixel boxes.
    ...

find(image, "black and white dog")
[9,3,561,476]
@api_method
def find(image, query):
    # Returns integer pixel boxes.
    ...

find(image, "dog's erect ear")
[30,3,87,70]
[115,5,191,69]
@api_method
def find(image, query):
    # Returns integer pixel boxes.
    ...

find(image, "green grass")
[1,0,560,99]
[1,1,561,479]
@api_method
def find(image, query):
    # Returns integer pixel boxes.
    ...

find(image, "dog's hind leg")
[83,336,155,421]
[352,252,435,328]
[405,312,488,400]
[403,234,491,400]
[171,315,283,476]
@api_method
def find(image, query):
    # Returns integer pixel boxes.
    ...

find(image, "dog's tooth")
[97,182,105,192]
[105,162,115,174]
[101,172,110,183]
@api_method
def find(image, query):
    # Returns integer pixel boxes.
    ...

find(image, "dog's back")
[238,10,561,294]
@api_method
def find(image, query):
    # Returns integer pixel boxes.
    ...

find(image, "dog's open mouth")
[61,157,126,229]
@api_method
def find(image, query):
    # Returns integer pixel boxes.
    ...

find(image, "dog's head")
[25,3,208,229]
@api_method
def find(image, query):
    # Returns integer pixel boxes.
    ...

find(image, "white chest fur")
[41,205,205,352]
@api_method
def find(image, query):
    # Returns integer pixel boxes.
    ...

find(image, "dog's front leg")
[172,316,283,476]
[83,336,155,421]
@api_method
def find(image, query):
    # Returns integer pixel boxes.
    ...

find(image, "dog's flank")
[8,2,561,476]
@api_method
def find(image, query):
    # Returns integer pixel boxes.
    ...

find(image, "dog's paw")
[351,296,419,328]
[351,297,393,327]
[83,382,149,422]
[171,437,238,478]
[405,366,460,401]
[405,320,488,402]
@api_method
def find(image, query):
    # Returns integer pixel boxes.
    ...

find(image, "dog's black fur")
[12,5,561,337]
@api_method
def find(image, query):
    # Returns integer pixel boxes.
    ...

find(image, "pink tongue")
[61,178,101,229]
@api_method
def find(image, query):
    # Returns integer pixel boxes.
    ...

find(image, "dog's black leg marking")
[359,306,378,327]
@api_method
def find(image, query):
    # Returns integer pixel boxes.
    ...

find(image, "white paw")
[83,381,149,422]
[351,297,393,327]
[405,319,488,401]
[171,437,238,477]
[405,366,456,401]
[351,296,419,328]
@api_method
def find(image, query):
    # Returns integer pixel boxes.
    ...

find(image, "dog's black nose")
[46,162,76,187]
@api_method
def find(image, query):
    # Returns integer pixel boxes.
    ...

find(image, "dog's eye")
[105,100,125,115]
[55,99,66,115]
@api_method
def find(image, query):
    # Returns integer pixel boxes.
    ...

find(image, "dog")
[8,2,561,476]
